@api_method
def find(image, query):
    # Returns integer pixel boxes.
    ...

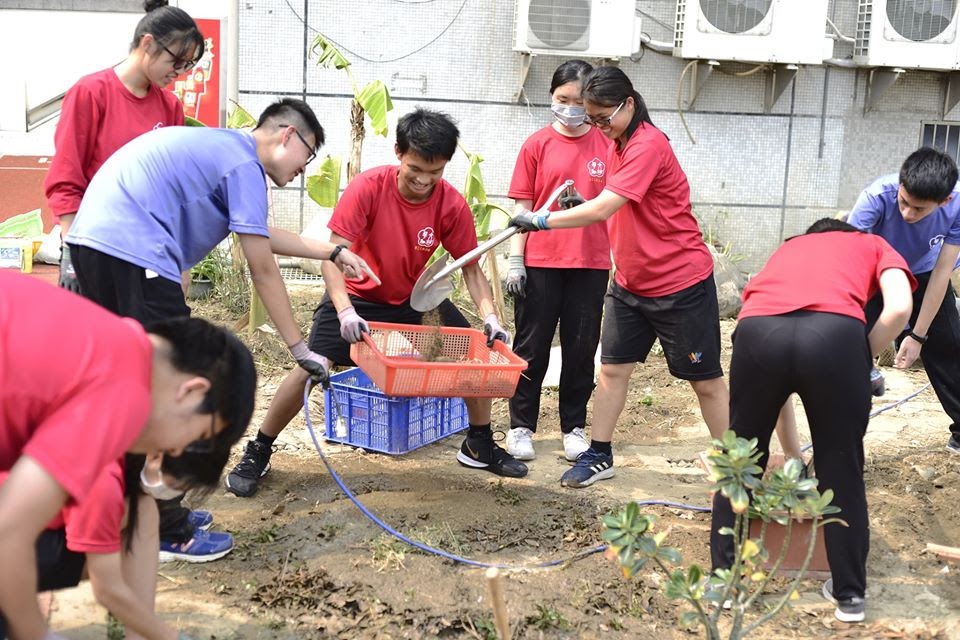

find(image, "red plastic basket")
[350,321,528,398]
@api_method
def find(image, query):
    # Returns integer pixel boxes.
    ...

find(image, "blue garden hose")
[303,380,930,569]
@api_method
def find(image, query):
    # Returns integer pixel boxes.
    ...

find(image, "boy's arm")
[895,243,960,368]
[0,457,68,640]
[462,261,497,319]
[267,227,379,285]
[85,553,179,640]
[319,233,355,314]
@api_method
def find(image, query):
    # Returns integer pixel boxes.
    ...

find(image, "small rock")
[913,465,937,481]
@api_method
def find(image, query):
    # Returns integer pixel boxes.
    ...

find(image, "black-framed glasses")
[162,45,199,73]
[281,124,316,164]
[584,101,625,128]
[184,413,217,454]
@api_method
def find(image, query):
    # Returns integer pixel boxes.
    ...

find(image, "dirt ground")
[48,285,960,639]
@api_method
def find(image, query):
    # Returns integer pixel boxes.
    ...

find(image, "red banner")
[168,18,221,127]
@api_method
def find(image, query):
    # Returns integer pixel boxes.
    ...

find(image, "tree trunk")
[347,100,365,183]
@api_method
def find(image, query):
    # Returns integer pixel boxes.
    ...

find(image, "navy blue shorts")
[600,276,723,381]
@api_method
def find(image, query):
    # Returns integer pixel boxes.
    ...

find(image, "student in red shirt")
[46,0,204,291]
[511,66,728,488]
[710,218,914,623]
[226,108,523,497]
[0,271,256,640]
[504,59,611,463]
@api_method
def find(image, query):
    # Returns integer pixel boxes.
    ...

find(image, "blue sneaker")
[560,448,614,488]
[187,510,214,531]
[159,529,233,563]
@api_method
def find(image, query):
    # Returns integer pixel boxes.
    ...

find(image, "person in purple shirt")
[847,146,960,454]
[66,98,380,562]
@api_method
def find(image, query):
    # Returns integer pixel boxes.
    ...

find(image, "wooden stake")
[485,567,510,640]
[927,542,960,562]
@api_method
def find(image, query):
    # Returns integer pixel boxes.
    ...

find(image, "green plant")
[189,247,227,283]
[601,430,844,640]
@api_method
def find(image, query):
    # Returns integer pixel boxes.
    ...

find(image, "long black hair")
[133,0,205,63]
[582,66,656,145]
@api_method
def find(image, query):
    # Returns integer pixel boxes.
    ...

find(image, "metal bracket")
[514,52,533,103]
[864,68,905,113]
[763,64,799,113]
[684,59,718,109]
[944,71,960,117]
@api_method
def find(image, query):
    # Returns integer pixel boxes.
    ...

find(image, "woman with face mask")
[504,60,613,463]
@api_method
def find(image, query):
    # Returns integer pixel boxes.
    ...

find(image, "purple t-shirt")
[847,173,960,274]
[68,127,269,283]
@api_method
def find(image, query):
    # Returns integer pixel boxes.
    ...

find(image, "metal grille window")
[699,0,772,33]
[921,122,960,164]
[887,0,957,41]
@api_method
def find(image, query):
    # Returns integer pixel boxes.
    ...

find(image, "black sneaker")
[947,435,960,455]
[225,440,272,497]
[822,578,865,623]
[456,431,528,478]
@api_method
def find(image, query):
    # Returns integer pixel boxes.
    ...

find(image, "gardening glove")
[289,341,330,388]
[58,244,80,293]
[557,185,585,209]
[504,255,527,298]
[870,367,885,397]
[483,313,510,348]
[337,306,369,343]
[510,208,550,232]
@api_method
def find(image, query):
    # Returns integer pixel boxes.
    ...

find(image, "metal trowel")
[409,179,574,312]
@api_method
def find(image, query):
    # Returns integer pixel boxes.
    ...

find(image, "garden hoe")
[409,179,574,312]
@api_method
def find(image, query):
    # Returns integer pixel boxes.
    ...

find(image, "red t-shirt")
[44,68,185,218]
[739,231,917,322]
[508,126,612,269]
[329,165,479,305]
[0,272,152,502]
[604,124,713,297]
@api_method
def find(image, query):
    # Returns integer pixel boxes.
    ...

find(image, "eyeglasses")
[184,413,217,454]
[584,101,625,128]
[162,45,199,74]
[281,124,317,164]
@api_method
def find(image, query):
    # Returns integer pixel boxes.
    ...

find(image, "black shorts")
[36,528,86,591]
[70,244,190,323]
[600,276,723,381]
[308,295,470,366]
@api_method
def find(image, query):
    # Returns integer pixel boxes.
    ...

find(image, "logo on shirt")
[688,352,703,364]
[929,234,946,250]
[587,157,606,179]
[417,226,436,249]
[152,121,165,130]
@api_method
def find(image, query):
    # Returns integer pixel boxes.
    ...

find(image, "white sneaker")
[563,427,589,461]
[506,427,535,460]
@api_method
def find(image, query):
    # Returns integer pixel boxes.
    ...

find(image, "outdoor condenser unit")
[854,0,960,70]
[514,0,643,58]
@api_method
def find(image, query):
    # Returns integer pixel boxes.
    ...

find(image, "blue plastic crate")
[323,368,469,455]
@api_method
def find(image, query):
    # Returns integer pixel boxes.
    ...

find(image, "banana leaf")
[227,102,257,130]
[306,155,343,208]
[355,80,393,137]
[184,115,206,127]
[311,34,351,71]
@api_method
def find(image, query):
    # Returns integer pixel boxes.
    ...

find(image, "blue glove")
[510,209,550,232]
[504,255,526,298]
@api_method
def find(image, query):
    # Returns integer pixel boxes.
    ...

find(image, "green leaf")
[355,80,393,137]
[227,103,257,130]
[462,151,488,205]
[310,34,351,70]
[305,155,343,208]
[184,115,206,127]
[679,611,701,628]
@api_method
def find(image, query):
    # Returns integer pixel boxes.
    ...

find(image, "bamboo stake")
[485,567,510,640]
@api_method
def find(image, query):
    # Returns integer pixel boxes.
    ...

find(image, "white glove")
[483,313,510,347]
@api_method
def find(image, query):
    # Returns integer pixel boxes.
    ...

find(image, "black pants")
[865,271,960,440]
[508,267,607,432]
[71,245,195,544]
[710,311,872,600]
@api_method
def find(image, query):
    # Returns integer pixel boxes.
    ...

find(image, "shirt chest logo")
[587,157,606,179]
[930,234,945,249]
[417,226,437,249]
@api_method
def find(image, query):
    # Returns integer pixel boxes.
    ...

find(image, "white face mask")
[551,103,586,128]
[140,464,184,501]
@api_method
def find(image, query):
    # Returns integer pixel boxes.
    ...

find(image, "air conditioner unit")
[514,0,642,58]
[674,0,832,64]
[854,0,960,70]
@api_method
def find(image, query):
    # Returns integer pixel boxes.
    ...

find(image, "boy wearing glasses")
[0,271,257,640]
[64,98,379,561]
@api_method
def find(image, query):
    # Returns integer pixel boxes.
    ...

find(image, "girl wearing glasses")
[503,60,611,464]
[510,66,731,488]
[45,0,204,291]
